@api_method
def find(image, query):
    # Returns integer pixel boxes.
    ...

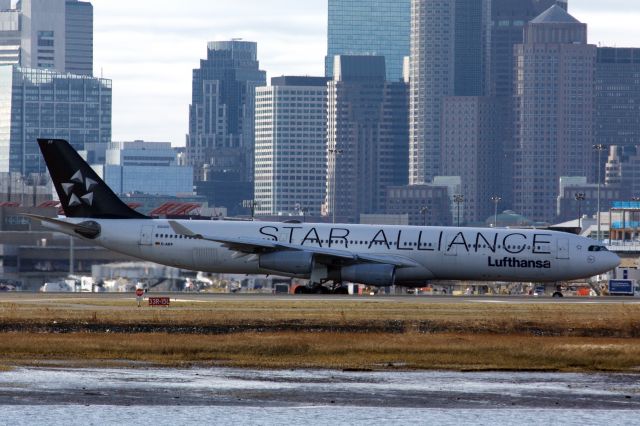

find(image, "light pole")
[453,194,464,227]
[420,206,428,226]
[593,144,606,241]
[490,196,502,228]
[574,192,585,231]
[328,148,343,224]
[632,197,640,242]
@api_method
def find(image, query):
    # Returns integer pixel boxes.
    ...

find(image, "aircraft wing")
[169,221,419,268]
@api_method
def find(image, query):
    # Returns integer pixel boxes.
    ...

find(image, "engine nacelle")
[341,264,396,287]
[259,251,315,275]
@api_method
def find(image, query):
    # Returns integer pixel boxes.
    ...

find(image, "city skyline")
[93,0,640,147]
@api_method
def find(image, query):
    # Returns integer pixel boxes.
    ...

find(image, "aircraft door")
[556,238,569,259]
[139,225,154,246]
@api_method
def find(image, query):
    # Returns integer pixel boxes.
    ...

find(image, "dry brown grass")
[0,296,639,371]
[1,299,639,337]
[0,332,639,372]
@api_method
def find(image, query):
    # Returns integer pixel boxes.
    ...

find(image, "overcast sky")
[93,0,640,147]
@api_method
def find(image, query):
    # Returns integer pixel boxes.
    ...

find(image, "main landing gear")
[294,282,349,295]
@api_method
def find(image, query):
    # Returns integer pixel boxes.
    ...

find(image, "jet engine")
[259,251,315,275]
[340,264,396,287]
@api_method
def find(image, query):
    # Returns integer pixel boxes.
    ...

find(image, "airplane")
[25,138,620,294]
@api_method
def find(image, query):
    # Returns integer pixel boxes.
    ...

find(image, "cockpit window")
[588,245,608,252]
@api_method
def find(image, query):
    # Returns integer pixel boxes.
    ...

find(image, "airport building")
[254,76,329,217]
[0,0,93,75]
[325,0,410,82]
[512,5,596,222]
[0,171,50,205]
[0,65,112,175]
[325,55,408,222]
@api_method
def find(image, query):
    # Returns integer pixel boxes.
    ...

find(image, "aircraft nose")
[606,252,621,271]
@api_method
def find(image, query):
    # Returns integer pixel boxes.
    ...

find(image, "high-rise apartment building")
[186,41,266,185]
[0,65,111,175]
[254,76,329,216]
[513,5,596,222]
[326,56,408,222]
[0,0,93,75]
[325,0,410,82]
[409,0,490,185]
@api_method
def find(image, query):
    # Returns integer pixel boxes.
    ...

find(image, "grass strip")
[0,332,639,372]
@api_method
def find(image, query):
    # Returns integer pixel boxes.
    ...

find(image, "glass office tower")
[0,65,111,174]
[325,0,410,82]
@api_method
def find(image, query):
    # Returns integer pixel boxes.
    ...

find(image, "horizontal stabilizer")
[22,214,101,239]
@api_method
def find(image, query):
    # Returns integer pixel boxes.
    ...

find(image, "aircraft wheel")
[294,286,308,294]
[552,291,563,298]
[332,286,349,295]
[314,285,330,294]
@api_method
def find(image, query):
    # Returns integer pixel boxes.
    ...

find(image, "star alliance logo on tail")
[62,170,97,207]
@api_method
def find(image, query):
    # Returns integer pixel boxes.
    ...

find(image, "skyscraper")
[186,40,266,184]
[65,0,93,76]
[441,97,508,224]
[513,5,596,221]
[254,76,329,216]
[0,65,111,175]
[489,0,565,99]
[595,48,640,160]
[488,0,563,211]
[325,0,410,82]
[326,56,408,222]
[409,0,490,185]
[0,0,93,75]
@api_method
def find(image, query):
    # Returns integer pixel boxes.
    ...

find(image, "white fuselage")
[47,219,620,286]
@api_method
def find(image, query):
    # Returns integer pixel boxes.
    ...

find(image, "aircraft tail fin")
[37,138,148,219]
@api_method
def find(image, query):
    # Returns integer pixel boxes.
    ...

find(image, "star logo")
[62,170,97,207]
